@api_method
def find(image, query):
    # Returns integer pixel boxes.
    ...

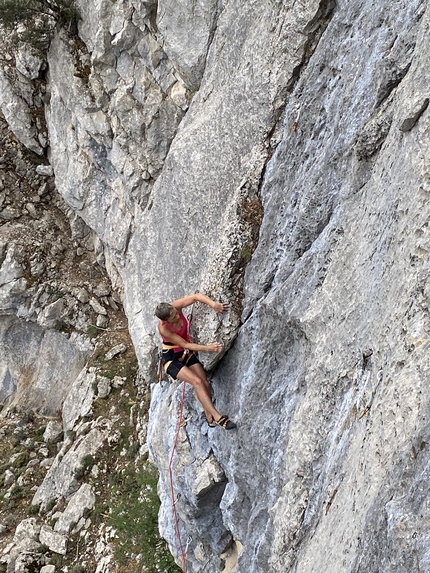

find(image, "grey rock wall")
[1,0,430,571]
[214,1,430,572]
[149,0,430,571]
[41,0,336,374]
[0,315,89,415]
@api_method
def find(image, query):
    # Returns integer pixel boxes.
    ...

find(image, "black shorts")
[162,349,201,379]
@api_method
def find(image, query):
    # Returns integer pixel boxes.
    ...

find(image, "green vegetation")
[12,451,28,468]
[27,503,39,516]
[74,454,95,479]
[0,0,80,52]
[87,358,180,573]
[9,484,24,499]
[108,460,180,572]
[70,564,86,573]
[0,329,179,572]
[239,243,253,265]
[86,325,99,339]
[44,498,57,513]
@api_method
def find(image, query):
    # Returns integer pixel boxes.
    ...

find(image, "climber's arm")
[172,293,229,314]
[158,322,223,353]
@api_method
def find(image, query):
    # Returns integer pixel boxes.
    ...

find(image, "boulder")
[97,376,111,399]
[43,421,63,444]
[62,368,96,432]
[39,525,67,555]
[35,165,54,177]
[105,343,127,361]
[32,418,112,509]
[0,315,90,415]
[0,66,42,155]
[15,47,44,80]
[54,483,95,535]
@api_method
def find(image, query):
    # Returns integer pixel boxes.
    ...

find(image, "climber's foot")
[215,415,237,430]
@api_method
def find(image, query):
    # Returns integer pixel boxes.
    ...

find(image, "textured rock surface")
[5,518,41,573]
[32,418,112,509]
[0,315,89,415]
[39,524,68,555]
[62,367,96,431]
[0,66,43,155]
[149,1,430,571]
[43,420,64,444]
[149,382,230,571]
[1,0,430,572]
[54,483,96,535]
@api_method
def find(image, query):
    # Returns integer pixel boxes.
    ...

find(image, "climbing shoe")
[215,415,237,430]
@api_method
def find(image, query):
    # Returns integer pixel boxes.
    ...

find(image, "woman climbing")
[155,293,237,430]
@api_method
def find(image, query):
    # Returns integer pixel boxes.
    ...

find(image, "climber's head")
[155,302,174,321]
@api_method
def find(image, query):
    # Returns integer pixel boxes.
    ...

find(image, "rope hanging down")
[168,381,188,573]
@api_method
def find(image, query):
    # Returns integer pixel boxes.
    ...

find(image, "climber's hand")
[213,302,230,314]
[206,342,224,353]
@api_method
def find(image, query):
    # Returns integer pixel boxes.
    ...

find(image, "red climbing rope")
[168,380,188,573]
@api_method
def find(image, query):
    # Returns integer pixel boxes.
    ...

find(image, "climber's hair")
[155,302,174,321]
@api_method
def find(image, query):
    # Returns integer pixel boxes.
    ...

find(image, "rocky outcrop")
[0,106,130,416]
[0,381,149,573]
[0,315,89,415]
[1,0,430,572]
[148,0,430,571]
[32,417,112,510]
[0,61,44,156]
[0,100,150,572]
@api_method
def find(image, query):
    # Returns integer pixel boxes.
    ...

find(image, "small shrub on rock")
[27,503,39,516]
[74,454,94,479]
[70,564,85,573]
[0,0,80,53]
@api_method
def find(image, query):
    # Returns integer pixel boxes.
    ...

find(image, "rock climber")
[155,293,237,430]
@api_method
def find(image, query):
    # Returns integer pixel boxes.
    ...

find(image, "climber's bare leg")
[177,365,220,422]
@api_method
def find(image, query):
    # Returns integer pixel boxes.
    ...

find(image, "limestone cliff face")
[1,0,430,572]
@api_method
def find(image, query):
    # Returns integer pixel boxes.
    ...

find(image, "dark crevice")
[285,0,337,95]
[120,221,134,261]
[146,0,159,34]
[260,0,338,181]
[376,61,412,107]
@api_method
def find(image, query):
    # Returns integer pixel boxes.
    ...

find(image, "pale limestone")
[32,419,112,509]
[62,368,96,432]
[0,67,42,155]
[54,483,95,535]
[0,0,429,571]
[39,525,67,555]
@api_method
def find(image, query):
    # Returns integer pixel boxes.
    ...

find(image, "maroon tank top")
[161,312,190,350]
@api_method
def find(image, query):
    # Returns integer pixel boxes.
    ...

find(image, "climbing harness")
[168,380,188,572]
[158,307,193,382]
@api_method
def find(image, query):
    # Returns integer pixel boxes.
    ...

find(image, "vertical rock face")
[211,1,430,572]
[1,0,430,572]
[0,315,89,415]
[148,0,430,571]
